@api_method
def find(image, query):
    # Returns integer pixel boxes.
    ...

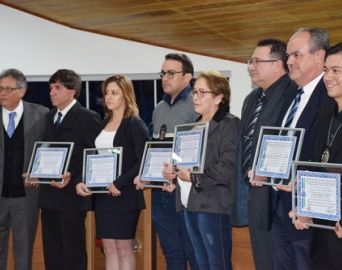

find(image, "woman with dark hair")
[163,71,240,270]
[76,75,149,270]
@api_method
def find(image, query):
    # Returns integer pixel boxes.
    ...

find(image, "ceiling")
[2,0,342,63]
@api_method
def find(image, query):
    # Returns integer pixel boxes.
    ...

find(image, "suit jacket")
[277,77,329,241]
[0,101,48,206]
[311,98,342,267]
[94,116,149,212]
[39,102,101,211]
[232,75,297,227]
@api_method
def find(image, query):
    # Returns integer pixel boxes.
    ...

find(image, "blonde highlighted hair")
[101,75,139,120]
[197,71,230,107]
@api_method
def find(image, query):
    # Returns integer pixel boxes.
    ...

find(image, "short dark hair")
[165,53,194,75]
[0,68,27,89]
[325,42,342,60]
[49,69,82,98]
[257,39,288,72]
[294,27,329,53]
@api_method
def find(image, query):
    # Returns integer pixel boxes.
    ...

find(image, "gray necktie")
[242,91,265,177]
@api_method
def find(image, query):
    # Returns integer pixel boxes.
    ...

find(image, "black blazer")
[277,78,329,241]
[234,74,297,228]
[311,98,342,267]
[315,99,342,164]
[94,116,149,212]
[39,102,101,211]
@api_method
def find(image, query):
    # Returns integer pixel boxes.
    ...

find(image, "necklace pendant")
[321,148,330,163]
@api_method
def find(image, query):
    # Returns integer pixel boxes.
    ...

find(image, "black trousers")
[41,209,87,270]
[311,228,342,270]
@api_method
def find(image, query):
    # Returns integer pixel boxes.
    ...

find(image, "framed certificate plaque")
[26,141,74,184]
[82,147,122,193]
[291,161,342,230]
[250,126,305,186]
[172,122,209,173]
[138,141,173,188]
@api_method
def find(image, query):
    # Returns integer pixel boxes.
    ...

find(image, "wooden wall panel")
[2,0,342,62]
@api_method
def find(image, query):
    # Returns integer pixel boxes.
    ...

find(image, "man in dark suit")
[0,69,48,270]
[272,28,329,270]
[38,69,101,270]
[235,39,297,270]
[294,42,342,270]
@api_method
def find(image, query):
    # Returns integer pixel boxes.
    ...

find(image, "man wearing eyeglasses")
[0,69,48,270]
[151,53,199,270]
[235,39,297,270]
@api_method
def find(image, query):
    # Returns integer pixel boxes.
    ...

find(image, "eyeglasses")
[159,70,184,79]
[191,89,214,98]
[0,86,21,93]
[247,58,280,65]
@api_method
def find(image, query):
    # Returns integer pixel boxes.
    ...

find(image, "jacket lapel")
[258,76,292,126]
[113,118,129,147]
[327,106,342,161]
[56,102,79,130]
[296,78,326,129]
[241,90,259,133]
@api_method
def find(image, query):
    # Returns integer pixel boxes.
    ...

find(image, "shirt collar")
[302,73,324,94]
[196,105,229,123]
[163,85,192,106]
[2,99,24,119]
[57,99,76,117]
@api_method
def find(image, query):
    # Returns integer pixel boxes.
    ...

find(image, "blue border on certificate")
[297,170,341,221]
[31,147,67,178]
[174,129,203,167]
[141,148,172,181]
[86,154,117,187]
[256,135,297,179]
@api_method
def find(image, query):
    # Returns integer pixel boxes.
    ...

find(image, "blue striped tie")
[54,112,63,127]
[284,88,304,127]
[7,112,16,138]
[242,91,265,178]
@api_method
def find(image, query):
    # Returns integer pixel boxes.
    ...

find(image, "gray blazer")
[176,107,240,215]
[0,101,48,205]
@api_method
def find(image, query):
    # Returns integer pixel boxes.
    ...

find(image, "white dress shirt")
[281,73,324,128]
[2,100,24,130]
[54,99,77,124]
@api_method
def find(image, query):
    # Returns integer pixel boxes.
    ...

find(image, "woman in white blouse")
[76,75,148,270]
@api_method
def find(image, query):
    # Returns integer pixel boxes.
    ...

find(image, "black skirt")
[95,210,140,239]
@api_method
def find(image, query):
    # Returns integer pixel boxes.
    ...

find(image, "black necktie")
[54,112,63,127]
[242,91,265,178]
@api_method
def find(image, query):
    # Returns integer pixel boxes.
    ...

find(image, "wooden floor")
[7,191,255,270]
[7,225,255,270]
